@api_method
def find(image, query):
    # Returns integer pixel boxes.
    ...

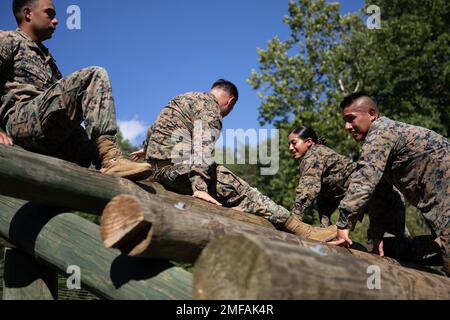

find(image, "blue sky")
[0,0,364,146]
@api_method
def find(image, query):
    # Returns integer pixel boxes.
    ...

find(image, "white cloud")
[117,119,148,145]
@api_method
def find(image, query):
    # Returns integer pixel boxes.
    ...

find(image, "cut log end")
[100,194,152,254]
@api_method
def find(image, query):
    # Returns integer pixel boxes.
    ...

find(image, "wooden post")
[0,195,193,300]
[2,248,58,300]
[193,234,450,300]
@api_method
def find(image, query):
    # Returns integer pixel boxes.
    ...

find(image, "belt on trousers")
[147,159,172,169]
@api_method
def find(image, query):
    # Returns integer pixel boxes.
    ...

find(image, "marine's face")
[342,104,375,142]
[27,0,58,41]
[288,133,312,160]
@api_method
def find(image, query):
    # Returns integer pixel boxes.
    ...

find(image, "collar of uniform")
[16,28,51,58]
[204,92,223,119]
[205,92,219,105]
[366,116,388,139]
[16,28,37,43]
[298,143,318,166]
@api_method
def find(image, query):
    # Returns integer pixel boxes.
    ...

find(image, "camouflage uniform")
[0,29,118,167]
[338,116,450,274]
[144,92,290,226]
[293,144,406,240]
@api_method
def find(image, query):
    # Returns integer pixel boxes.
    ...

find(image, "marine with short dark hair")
[331,93,449,275]
[0,0,151,180]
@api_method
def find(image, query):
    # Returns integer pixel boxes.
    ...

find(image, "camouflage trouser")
[383,223,450,276]
[147,162,291,226]
[5,67,117,166]
[316,179,406,239]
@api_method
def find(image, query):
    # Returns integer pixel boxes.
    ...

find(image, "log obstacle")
[0,195,193,300]
[193,234,450,300]
[0,143,444,301]
[0,144,272,228]
[100,194,419,270]
[0,145,403,267]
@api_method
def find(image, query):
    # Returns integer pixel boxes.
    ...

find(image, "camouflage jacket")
[0,29,62,128]
[338,116,450,236]
[293,144,356,217]
[145,92,222,193]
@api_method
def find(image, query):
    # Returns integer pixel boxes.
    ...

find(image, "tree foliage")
[246,0,447,241]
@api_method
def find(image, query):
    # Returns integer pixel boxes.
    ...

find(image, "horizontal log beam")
[0,144,272,228]
[193,234,450,300]
[101,194,414,269]
[0,195,193,300]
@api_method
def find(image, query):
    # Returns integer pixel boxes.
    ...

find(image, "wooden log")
[0,195,193,300]
[0,144,272,228]
[2,248,58,300]
[0,145,436,274]
[138,181,274,229]
[193,234,450,300]
[101,194,413,270]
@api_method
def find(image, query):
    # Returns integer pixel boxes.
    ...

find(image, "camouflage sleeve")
[189,103,222,193]
[337,125,397,230]
[291,155,324,217]
[0,32,15,75]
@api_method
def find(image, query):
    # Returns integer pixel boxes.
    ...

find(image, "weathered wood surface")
[0,145,438,277]
[193,234,450,300]
[0,195,193,300]
[0,144,273,228]
[101,194,420,270]
[138,181,274,229]
[2,248,58,300]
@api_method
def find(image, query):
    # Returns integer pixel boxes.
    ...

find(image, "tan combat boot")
[97,135,152,181]
[285,214,337,242]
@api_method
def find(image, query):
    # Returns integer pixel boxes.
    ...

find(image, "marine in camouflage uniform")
[0,27,150,179]
[337,116,450,274]
[293,143,406,241]
[0,29,111,165]
[144,91,290,226]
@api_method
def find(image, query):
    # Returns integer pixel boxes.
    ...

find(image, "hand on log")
[329,228,353,247]
[193,191,222,206]
[0,131,13,146]
[130,149,145,161]
[373,239,385,257]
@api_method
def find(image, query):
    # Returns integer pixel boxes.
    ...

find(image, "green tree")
[248,0,446,242]
[342,0,450,136]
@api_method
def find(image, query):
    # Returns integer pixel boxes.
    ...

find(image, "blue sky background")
[0,0,364,146]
